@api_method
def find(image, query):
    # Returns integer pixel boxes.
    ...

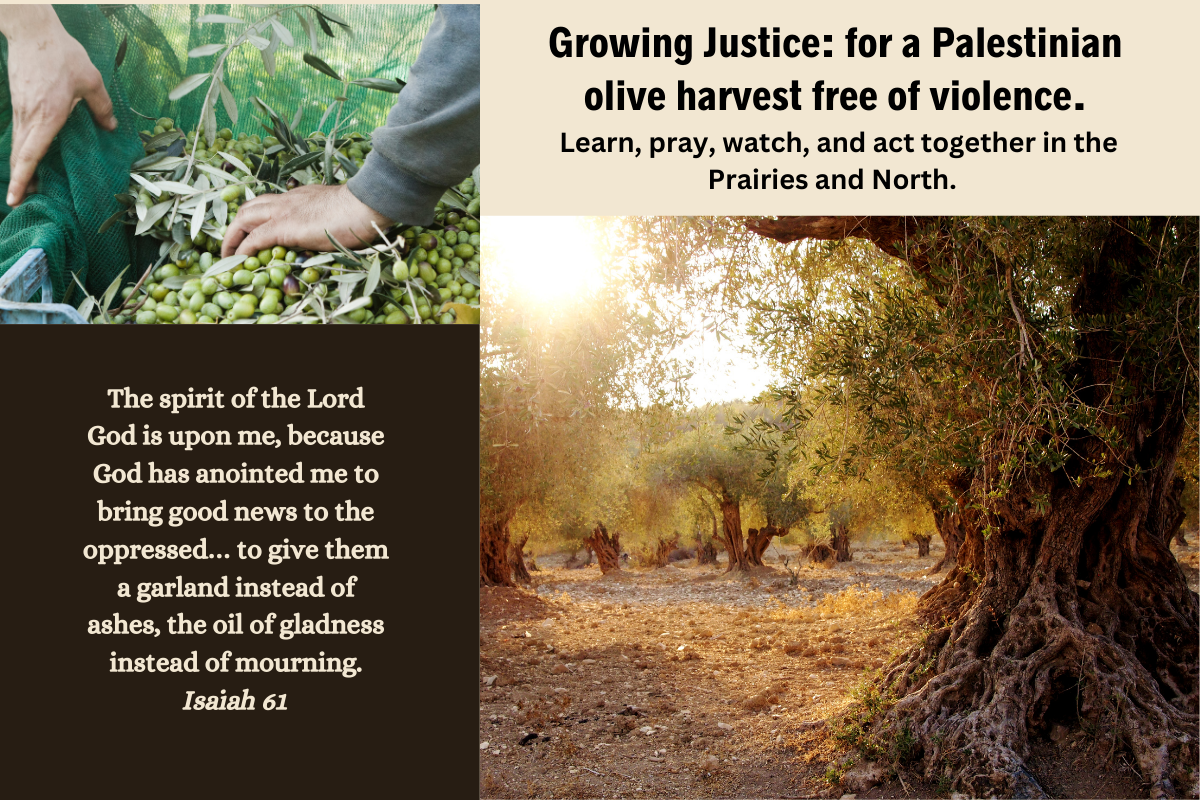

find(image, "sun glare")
[488,217,603,302]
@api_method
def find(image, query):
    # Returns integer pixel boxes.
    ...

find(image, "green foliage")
[606,216,1199,532]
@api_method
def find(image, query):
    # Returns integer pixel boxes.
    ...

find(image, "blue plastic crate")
[0,249,87,324]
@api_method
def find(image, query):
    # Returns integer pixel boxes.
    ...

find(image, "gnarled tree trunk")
[480,514,515,587]
[830,522,852,562]
[718,493,750,571]
[585,522,621,574]
[913,533,932,557]
[748,215,1200,799]
[931,507,965,573]
[747,524,786,566]
[509,534,531,584]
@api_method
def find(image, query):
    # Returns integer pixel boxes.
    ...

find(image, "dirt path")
[479,541,936,799]
[479,535,1188,798]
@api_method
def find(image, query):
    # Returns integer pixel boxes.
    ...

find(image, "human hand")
[3,6,117,206]
[221,184,393,257]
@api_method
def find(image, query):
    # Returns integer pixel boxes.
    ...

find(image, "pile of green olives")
[96,118,479,324]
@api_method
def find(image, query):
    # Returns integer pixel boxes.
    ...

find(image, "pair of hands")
[4,8,389,255]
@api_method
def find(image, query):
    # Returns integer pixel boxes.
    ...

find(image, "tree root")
[877,572,1198,798]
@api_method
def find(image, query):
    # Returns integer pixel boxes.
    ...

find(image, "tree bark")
[585,522,621,574]
[931,508,965,573]
[718,493,750,571]
[509,534,531,584]
[480,515,515,587]
[913,534,931,557]
[747,216,1200,798]
[830,522,852,562]
[747,524,785,566]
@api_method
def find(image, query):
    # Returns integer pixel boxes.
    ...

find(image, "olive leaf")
[261,27,280,76]
[98,206,130,235]
[312,12,335,38]
[297,10,318,52]
[350,77,404,93]
[130,173,163,196]
[131,151,168,170]
[115,35,128,69]
[136,200,174,235]
[291,106,304,132]
[217,77,238,124]
[303,53,341,81]
[279,151,322,179]
[203,101,217,147]
[154,180,198,195]
[439,188,469,210]
[316,8,351,29]
[196,14,245,24]
[169,73,211,101]
[269,18,294,47]
[190,200,206,242]
[331,296,372,318]
[100,267,129,313]
[334,152,359,178]
[78,294,95,321]
[188,43,225,58]
[363,256,381,298]
[213,196,228,227]
[459,267,480,288]
[218,151,252,176]
[203,254,247,279]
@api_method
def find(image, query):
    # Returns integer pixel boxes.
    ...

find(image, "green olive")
[285,250,297,263]
[188,292,206,313]
[214,291,235,310]
[156,305,179,322]
[270,246,287,261]
[464,219,479,233]
[252,272,271,289]
[217,271,234,288]
[455,243,475,259]
[439,312,455,324]
[229,301,255,320]
[418,262,438,284]
[300,267,320,284]
[197,315,216,324]
[437,258,453,274]
[259,294,280,315]
[256,314,279,324]
[438,287,452,302]
[232,269,254,286]
[136,309,158,325]
[257,249,273,264]
[178,309,198,324]
[447,280,463,296]
[243,257,261,270]
[151,284,169,301]
[392,262,410,282]
[462,284,477,299]
[220,185,243,203]
[439,246,455,261]
[201,303,222,319]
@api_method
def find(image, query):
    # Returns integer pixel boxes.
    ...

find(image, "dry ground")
[480,536,1200,799]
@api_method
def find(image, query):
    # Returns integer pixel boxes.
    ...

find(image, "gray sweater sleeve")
[347,4,480,225]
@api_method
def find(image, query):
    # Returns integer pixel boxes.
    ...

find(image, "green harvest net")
[0,3,435,305]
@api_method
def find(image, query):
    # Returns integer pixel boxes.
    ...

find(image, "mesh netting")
[0,3,435,304]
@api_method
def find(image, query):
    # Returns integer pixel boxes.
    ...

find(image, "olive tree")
[741,216,1198,798]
